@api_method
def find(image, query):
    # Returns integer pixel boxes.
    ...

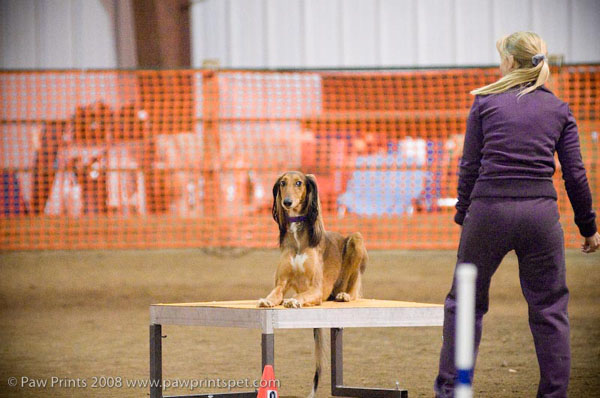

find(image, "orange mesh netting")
[1,67,599,250]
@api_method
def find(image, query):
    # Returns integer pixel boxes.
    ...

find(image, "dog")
[258,171,368,397]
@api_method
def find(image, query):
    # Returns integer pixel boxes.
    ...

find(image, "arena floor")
[0,248,598,397]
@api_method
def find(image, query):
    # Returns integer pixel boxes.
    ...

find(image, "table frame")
[149,300,443,398]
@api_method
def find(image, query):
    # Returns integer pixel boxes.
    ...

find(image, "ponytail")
[471,32,550,97]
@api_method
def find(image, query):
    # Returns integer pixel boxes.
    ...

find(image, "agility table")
[150,299,443,398]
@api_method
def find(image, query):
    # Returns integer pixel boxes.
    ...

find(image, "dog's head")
[272,171,323,247]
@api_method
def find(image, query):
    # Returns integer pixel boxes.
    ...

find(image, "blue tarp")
[338,149,433,216]
[338,170,431,216]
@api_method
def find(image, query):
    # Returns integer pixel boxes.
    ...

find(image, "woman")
[434,31,600,398]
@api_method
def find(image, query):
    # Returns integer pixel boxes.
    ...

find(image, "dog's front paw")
[257,298,275,308]
[283,298,302,308]
[335,292,351,302]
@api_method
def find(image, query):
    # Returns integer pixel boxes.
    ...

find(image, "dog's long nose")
[283,198,293,207]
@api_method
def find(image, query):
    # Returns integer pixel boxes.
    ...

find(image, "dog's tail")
[308,328,326,398]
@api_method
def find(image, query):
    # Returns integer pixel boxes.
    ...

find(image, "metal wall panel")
[0,0,117,69]
[531,0,570,61]
[304,0,343,67]
[379,0,418,66]
[417,0,456,65]
[229,0,267,67]
[2,0,599,69]
[190,0,600,68]
[341,0,379,66]
[456,0,494,65]
[492,0,533,44]
[1,0,37,68]
[36,0,74,68]
[571,0,600,62]
[72,0,117,68]
[266,0,304,67]
[190,0,230,66]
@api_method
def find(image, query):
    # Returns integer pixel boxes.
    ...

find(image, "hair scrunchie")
[532,53,546,66]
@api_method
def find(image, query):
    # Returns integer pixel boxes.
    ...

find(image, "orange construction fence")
[1,66,599,250]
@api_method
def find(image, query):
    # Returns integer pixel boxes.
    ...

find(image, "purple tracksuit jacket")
[455,85,597,236]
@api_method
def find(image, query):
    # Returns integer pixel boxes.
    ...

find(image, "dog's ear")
[272,175,286,246]
[304,174,324,247]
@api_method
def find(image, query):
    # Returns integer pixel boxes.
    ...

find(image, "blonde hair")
[471,31,550,97]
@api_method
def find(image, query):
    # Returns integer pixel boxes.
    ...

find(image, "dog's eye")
[295,181,302,187]
[280,180,286,187]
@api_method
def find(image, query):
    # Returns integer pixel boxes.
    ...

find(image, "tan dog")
[258,171,368,397]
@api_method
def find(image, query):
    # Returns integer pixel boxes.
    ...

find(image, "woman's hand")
[582,232,600,253]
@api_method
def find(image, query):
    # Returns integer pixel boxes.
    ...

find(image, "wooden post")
[202,71,221,218]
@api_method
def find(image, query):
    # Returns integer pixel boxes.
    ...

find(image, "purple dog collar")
[288,216,307,223]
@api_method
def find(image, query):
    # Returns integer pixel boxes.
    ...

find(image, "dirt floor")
[0,248,598,397]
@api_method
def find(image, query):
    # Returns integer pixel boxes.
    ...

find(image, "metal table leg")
[262,332,274,369]
[150,324,163,398]
[330,328,408,398]
[150,324,262,398]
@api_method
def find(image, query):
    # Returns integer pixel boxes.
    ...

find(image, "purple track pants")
[434,197,570,398]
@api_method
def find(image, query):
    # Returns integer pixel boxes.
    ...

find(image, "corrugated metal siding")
[1,0,117,69]
[191,0,600,68]
[1,0,598,69]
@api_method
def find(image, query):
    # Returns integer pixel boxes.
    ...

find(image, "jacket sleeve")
[455,95,484,225]
[556,106,597,237]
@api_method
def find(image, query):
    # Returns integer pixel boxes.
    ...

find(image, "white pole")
[455,263,477,398]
